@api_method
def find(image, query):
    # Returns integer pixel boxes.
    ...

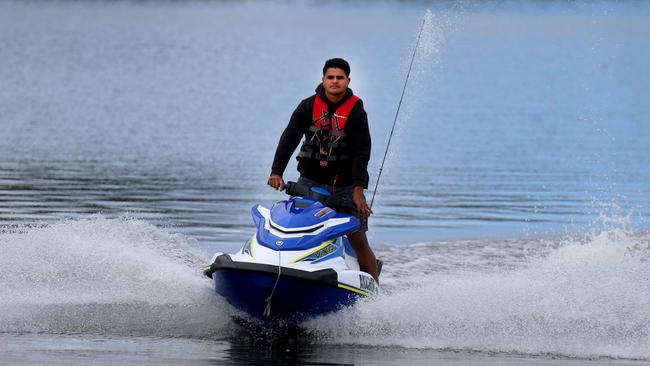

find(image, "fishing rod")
[369,14,428,210]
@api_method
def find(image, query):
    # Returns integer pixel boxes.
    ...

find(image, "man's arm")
[348,103,372,216]
[348,103,371,189]
[269,100,310,189]
[352,186,372,218]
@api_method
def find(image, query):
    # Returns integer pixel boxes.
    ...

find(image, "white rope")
[263,251,282,317]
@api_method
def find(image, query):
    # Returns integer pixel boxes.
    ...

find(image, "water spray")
[369,11,430,210]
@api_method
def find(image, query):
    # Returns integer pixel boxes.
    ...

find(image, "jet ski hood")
[252,197,361,251]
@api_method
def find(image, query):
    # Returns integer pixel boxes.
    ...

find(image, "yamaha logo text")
[359,275,378,294]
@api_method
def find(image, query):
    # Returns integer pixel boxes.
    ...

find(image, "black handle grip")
[284,181,310,198]
[284,181,357,213]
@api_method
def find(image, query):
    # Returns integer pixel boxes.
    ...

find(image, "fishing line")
[369,13,428,209]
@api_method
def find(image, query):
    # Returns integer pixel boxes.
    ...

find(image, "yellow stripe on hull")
[338,283,369,296]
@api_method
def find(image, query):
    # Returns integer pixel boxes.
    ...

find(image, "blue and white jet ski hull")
[205,188,380,321]
[210,253,362,319]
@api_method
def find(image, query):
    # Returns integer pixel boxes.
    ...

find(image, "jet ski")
[204,181,381,321]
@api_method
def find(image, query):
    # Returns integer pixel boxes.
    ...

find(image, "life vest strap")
[307,125,347,138]
[298,150,350,162]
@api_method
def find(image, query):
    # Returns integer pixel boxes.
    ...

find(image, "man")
[267,58,379,282]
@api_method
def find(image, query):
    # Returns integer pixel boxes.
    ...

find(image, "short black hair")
[323,58,350,77]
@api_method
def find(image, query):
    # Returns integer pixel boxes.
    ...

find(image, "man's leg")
[347,231,379,282]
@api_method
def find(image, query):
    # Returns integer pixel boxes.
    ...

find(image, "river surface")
[1,1,649,365]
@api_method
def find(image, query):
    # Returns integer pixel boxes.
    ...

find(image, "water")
[1,1,649,364]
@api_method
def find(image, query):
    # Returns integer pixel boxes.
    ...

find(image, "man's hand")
[352,186,372,218]
[268,174,285,191]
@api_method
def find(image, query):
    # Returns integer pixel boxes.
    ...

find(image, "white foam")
[0,217,231,337]
[304,226,650,359]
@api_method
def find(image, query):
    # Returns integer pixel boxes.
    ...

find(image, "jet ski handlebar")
[284,181,357,213]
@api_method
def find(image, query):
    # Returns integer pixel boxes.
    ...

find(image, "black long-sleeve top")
[271,84,371,188]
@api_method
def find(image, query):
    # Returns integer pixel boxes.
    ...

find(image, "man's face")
[322,68,350,98]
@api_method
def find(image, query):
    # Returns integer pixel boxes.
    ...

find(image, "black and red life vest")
[297,94,361,167]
